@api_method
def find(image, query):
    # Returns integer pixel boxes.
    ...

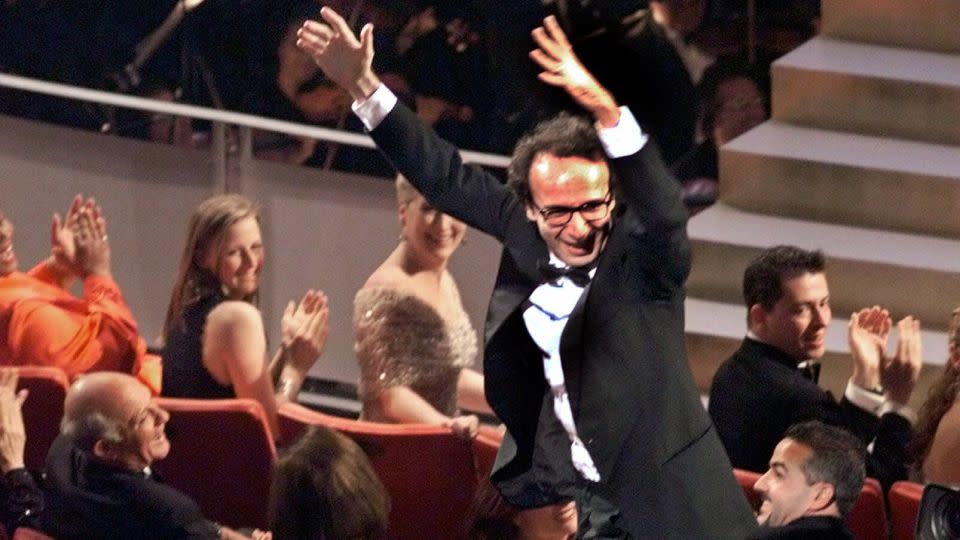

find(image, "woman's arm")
[379,385,478,439]
[456,369,493,415]
[203,302,279,439]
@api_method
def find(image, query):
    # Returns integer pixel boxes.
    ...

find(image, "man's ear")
[749,303,767,330]
[808,482,836,513]
[525,204,538,222]
[92,439,115,461]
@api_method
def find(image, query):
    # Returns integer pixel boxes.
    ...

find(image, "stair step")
[772,37,960,146]
[686,203,960,330]
[822,0,960,55]
[720,121,960,237]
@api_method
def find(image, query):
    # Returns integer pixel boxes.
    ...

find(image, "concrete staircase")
[685,0,960,404]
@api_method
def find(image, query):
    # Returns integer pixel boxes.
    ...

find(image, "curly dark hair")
[785,421,866,518]
[743,245,826,312]
[506,112,608,206]
[910,308,960,467]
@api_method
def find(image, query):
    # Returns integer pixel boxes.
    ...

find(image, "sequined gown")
[353,287,478,421]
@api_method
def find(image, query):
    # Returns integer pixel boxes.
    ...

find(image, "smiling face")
[525,152,614,268]
[202,216,264,300]
[400,193,466,267]
[513,500,578,539]
[0,212,18,276]
[751,272,831,361]
[754,438,822,527]
[115,381,171,470]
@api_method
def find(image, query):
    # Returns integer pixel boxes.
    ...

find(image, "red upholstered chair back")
[888,480,924,540]
[279,403,478,540]
[473,430,503,480]
[153,398,277,530]
[14,366,69,471]
[11,528,54,540]
[846,477,888,540]
[732,468,763,511]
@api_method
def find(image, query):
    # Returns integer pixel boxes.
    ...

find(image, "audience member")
[270,425,390,540]
[353,175,491,439]
[0,196,159,392]
[749,421,865,539]
[161,194,329,439]
[709,245,921,490]
[672,55,767,208]
[466,478,577,540]
[0,371,268,538]
[297,10,756,536]
[563,0,712,164]
[910,307,960,484]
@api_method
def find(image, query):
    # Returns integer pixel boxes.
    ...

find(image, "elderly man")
[297,8,754,537]
[0,196,159,392]
[749,421,865,539]
[0,371,265,539]
[709,245,921,490]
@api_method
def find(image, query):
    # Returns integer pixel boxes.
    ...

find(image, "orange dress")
[0,262,161,394]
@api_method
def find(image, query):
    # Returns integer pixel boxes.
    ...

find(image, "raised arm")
[296,7,518,241]
[529,16,687,255]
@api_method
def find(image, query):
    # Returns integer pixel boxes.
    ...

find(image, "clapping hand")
[281,289,330,374]
[847,306,891,391]
[72,200,111,278]
[529,16,619,127]
[0,370,28,474]
[882,316,922,405]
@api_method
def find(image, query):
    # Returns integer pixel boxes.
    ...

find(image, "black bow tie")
[537,259,594,287]
[797,360,821,383]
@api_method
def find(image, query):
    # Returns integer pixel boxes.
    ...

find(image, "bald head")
[62,372,170,470]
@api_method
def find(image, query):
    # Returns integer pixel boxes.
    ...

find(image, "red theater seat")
[154,398,276,530]
[279,402,478,540]
[14,366,69,471]
[11,528,54,540]
[733,468,763,511]
[473,429,503,480]
[888,481,924,540]
[847,477,887,540]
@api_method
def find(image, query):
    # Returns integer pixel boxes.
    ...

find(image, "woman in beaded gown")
[354,175,492,439]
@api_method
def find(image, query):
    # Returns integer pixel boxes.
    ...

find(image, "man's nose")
[566,212,591,236]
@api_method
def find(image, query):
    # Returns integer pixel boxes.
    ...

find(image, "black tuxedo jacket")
[709,338,912,490]
[369,103,755,537]
[747,516,855,540]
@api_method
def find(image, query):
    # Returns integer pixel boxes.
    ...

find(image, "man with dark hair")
[298,8,756,538]
[709,245,921,490]
[672,55,767,207]
[749,421,865,539]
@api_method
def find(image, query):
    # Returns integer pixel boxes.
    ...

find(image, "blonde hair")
[394,174,422,207]
[161,194,260,341]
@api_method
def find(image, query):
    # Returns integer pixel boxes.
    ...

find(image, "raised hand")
[280,289,330,374]
[296,6,380,101]
[847,306,890,390]
[882,316,922,405]
[72,201,111,278]
[49,195,89,280]
[0,369,28,474]
[529,16,619,127]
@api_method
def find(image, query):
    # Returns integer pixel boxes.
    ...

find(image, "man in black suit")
[0,371,261,539]
[709,246,921,490]
[298,9,755,537]
[749,421,865,540]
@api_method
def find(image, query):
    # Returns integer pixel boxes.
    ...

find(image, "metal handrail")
[0,72,512,169]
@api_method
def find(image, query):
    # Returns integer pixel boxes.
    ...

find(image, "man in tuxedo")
[297,8,755,537]
[749,421,864,540]
[709,245,921,490]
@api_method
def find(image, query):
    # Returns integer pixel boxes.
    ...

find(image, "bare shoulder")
[362,263,412,292]
[206,300,264,332]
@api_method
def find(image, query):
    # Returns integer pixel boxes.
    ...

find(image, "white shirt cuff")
[595,107,648,159]
[351,83,398,132]
[879,400,917,425]
[844,379,885,416]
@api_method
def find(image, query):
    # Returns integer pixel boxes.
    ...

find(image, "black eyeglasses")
[532,193,613,228]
